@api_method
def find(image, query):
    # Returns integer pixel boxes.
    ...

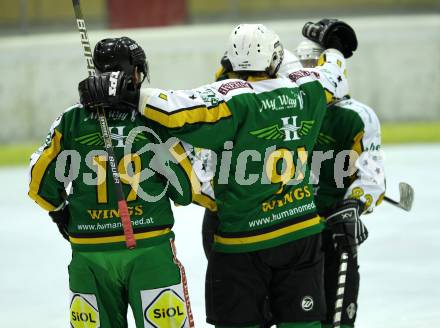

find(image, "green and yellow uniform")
[139,51,348,254]
[28,105,194,328]
[313,98,385,328]
[132,48,349,328]
[314,98,385,213]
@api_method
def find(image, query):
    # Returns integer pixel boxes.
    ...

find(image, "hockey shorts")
[205,233,325,327]
[68,239,193,328]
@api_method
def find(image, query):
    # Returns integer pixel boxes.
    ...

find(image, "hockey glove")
[78,71,139,112]
[49,204,70,241]
[302,19,357,58]
[324,198,368,256]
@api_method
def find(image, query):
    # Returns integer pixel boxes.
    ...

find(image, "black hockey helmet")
[93,37,149,84]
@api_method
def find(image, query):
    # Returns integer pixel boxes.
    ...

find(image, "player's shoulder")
[62,103,83,115]
[50,103,82,128]
[336,98,381,131]
[278,49,302,76]
[213,77,297,99]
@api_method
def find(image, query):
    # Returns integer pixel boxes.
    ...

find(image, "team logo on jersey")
[74,126,147,148]
[197,89,221,107]
[249,116,314,141]
[70,293,100,328]
[301,296,314,312]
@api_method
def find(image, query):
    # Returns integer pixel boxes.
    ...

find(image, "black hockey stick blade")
[384,182,414,212]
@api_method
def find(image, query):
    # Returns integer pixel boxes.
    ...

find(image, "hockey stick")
[332,251,349,328]
[71,0,136,249]
[331,182,414,327]
[384,182,414,212]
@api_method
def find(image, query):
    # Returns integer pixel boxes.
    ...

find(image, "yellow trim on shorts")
[214,215,321,245]
[69,228,171,245]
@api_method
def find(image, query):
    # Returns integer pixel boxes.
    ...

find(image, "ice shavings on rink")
[1,144,439,327]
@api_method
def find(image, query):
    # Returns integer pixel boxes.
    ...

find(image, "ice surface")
[1,144,439,327]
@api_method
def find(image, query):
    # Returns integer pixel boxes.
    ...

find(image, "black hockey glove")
[302,18,358,58]
[78,71,139,112]
[324,199,368,256]
[48,204,70,241]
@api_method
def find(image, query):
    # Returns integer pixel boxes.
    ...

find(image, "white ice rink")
[1,144,439,327]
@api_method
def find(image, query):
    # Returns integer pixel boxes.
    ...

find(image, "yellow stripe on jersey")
[347,130,365,184]
[214,215,321,245]
[144,102,231,128]
[352,130,365,155]
[28,129,63,211]
[170,142,217,212]
[69,228,171,245]
[324,89,335,105]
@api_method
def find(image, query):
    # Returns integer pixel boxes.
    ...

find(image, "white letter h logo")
[280,116,300,141]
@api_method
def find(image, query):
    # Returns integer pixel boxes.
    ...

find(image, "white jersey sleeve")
[180,142,216,200]
[339,98,386,212]
[281,48,349,103]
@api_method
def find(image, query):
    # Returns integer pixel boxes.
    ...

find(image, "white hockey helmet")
[294,39,324,68]
[227,24,284,76]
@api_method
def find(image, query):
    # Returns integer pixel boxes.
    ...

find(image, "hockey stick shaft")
[333,251,348,328]
[384,196,399,206]
[71,0,136,249]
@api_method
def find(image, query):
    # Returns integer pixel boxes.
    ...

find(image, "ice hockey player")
[28,37,195,328]
[78,23,356,328]
[294,35,385,328]
[202,20,385,328]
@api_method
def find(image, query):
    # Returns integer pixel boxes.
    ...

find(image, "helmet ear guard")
[267,41,284,76]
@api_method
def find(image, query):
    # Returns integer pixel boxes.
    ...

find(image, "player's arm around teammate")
[78,23,357,328]
[28,37,196,328]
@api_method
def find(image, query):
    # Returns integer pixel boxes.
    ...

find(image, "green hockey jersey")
[28,105,192,251]
[313,97,386,213]
[135,49,348,252]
